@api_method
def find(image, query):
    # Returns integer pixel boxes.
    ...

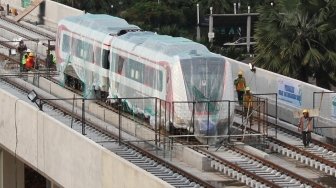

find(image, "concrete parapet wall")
[0,89,172,188]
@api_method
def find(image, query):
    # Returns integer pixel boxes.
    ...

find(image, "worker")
[11,8,18,16]
[46,50,56,69]
[21,50,29,72]
[234,70,246,105]
[298,109,313,147]
[17,40,27,54]
[17,40,27,72]
[243,87,253,125]
[25,52,35,70]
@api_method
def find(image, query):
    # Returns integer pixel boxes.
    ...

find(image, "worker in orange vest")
[25,52,35,70]
[234,70,246,105]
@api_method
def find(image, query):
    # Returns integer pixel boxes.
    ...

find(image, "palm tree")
[254,0,336,89]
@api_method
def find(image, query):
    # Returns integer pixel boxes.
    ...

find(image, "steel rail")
[0,21,42,42]
[0,17,55,40]
[194,147,282,188]
[235,107,336,158]
[267,137,336,169]
[233,146,324,188]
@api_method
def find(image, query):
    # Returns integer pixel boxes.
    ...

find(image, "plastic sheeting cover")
[57,14,234,144]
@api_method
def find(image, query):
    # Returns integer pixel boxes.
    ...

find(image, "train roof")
[116,32,220,59]
[59,14,140,36]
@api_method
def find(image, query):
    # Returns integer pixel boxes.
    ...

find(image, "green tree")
[254,0,336,89]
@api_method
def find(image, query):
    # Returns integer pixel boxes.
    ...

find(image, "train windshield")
[181,57,225,111]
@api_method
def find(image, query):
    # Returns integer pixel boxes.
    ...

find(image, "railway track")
[260,122,336,177]
[0,73,214,188]
[0,16,55,40]
[234,111,336,179]
[1,53,334,187]
[193,146,323,188]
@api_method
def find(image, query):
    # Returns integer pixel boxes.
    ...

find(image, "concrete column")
[1,150,24,188]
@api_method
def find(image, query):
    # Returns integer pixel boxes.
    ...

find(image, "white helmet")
[26,49,32,53]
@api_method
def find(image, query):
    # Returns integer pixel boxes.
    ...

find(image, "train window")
[102,49,110,69]
[115,55,124,73]
[82,41,93,61]
[144,66,163,91]
[72,38,93,62]
[95,47,101,66]
[157,71,163,91]
[127,59,144,83]
[144,67,155,87]
[73,39,81,58]
[62,34,70,53]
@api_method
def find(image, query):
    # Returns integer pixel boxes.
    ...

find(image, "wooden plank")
[14,0,44,22]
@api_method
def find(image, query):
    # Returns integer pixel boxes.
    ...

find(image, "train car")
[56,14,234,144]
[56,14,141,97]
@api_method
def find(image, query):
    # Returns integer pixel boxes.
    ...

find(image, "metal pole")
[228,101,231,143]
[118,100,121,145]
[192,101,196,134]
[71,94,75,128]
[313,92,315,130]
[207,101,210,145]
[82,98,86,135]
[172,102,174,131]
[247,10,251,53]
[196,3,201,41]
[208,7,214,43]
[197,3,200,25]
[155,98,157,147]
[164,100,167,132]
[275,94,278,138]
[159,99,162,143]
[257,97,260,132]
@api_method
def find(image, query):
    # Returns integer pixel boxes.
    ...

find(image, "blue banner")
[331,94,336,119]
[277,78,302,107]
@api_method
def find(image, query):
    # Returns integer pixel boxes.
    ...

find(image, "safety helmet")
[245,87,250,91]
[28,52,34,57]
[303,109,308,113]
[26,49,32,53]
[238,71,243,75]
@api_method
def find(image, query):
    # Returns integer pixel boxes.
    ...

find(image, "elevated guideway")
[0,77,172,188]
[1,1,336,187]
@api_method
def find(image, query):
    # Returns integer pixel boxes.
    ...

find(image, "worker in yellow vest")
[21,50,30,72]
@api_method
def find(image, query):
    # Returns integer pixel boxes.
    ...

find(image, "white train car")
[56,14,234,144]
[56,14,140,97]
